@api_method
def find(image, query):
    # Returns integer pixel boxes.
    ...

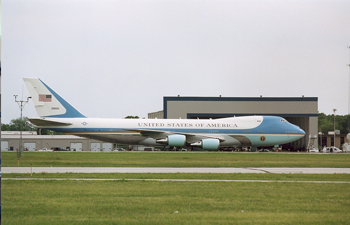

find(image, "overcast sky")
[2,0,350,124]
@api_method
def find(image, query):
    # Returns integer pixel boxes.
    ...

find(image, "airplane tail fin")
[23,78,86,118]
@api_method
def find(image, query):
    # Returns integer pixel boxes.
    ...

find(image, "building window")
[341,137,345,145]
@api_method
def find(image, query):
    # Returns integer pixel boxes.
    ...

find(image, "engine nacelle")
[191,139,220,150]
[156,134,186,147]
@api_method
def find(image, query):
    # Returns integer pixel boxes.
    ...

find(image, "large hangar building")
[150,96,318,150]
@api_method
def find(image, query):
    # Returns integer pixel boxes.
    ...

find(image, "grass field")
[3,152,350,224]
[3,172,350,181]
[2,151,350,167]
[3,177,350,225]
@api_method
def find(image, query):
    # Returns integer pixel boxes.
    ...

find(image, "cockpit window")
[281,119,286,122]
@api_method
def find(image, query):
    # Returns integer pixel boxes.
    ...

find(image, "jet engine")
[191,139,220,150]
[156,134,186,147]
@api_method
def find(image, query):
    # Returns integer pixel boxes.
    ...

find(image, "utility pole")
[333,108,337,147]
[348,46,350,115]
[14,95,31,158]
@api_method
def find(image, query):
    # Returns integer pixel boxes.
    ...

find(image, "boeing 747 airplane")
[24,78,305,151]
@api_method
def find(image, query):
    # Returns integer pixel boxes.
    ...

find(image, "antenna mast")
[14,95,32,158]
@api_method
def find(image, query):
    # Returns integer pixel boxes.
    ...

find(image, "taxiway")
[3,167,350,174]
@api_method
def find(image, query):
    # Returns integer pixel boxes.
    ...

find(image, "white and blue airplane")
[24,78,305,151]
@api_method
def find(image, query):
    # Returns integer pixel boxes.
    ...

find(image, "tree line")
[318,113,350,134]
[2,114,350,135]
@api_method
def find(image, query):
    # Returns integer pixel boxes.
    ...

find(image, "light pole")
[14,95,32,158]
[348,46,350,114]
[319,131,323,150]
[333,108,337,147]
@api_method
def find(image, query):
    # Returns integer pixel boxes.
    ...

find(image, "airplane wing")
[125,128,225,142]
[28,118,73,127]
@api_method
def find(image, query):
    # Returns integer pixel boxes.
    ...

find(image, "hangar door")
[71,142,83,151]
[24,143,36,151]
[102,143,113,152]
[91,143,101,152]
[1,141,9,151]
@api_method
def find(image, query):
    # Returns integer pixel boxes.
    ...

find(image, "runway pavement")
[3,167,350,174]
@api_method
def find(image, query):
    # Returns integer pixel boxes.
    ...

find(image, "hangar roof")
[163,96,318,119]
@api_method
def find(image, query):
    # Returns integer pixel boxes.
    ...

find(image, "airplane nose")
[291,124,305,135]
[297,126,305,135]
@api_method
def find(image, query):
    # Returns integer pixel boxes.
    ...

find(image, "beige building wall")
[1,133,110,152]
[166,99,317,119]
[148,110,164,119]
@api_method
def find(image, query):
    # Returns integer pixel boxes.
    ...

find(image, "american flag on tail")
[39,94,52,102]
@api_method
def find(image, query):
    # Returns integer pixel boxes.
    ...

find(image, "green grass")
[3,152,350,224]
[3,172,350,182]
[2,151,350,167]
[2,178,350,224]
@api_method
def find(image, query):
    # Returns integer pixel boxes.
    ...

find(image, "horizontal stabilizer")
[29,118,73,127]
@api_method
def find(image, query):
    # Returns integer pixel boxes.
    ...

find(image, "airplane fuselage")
[33,116,305,149]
